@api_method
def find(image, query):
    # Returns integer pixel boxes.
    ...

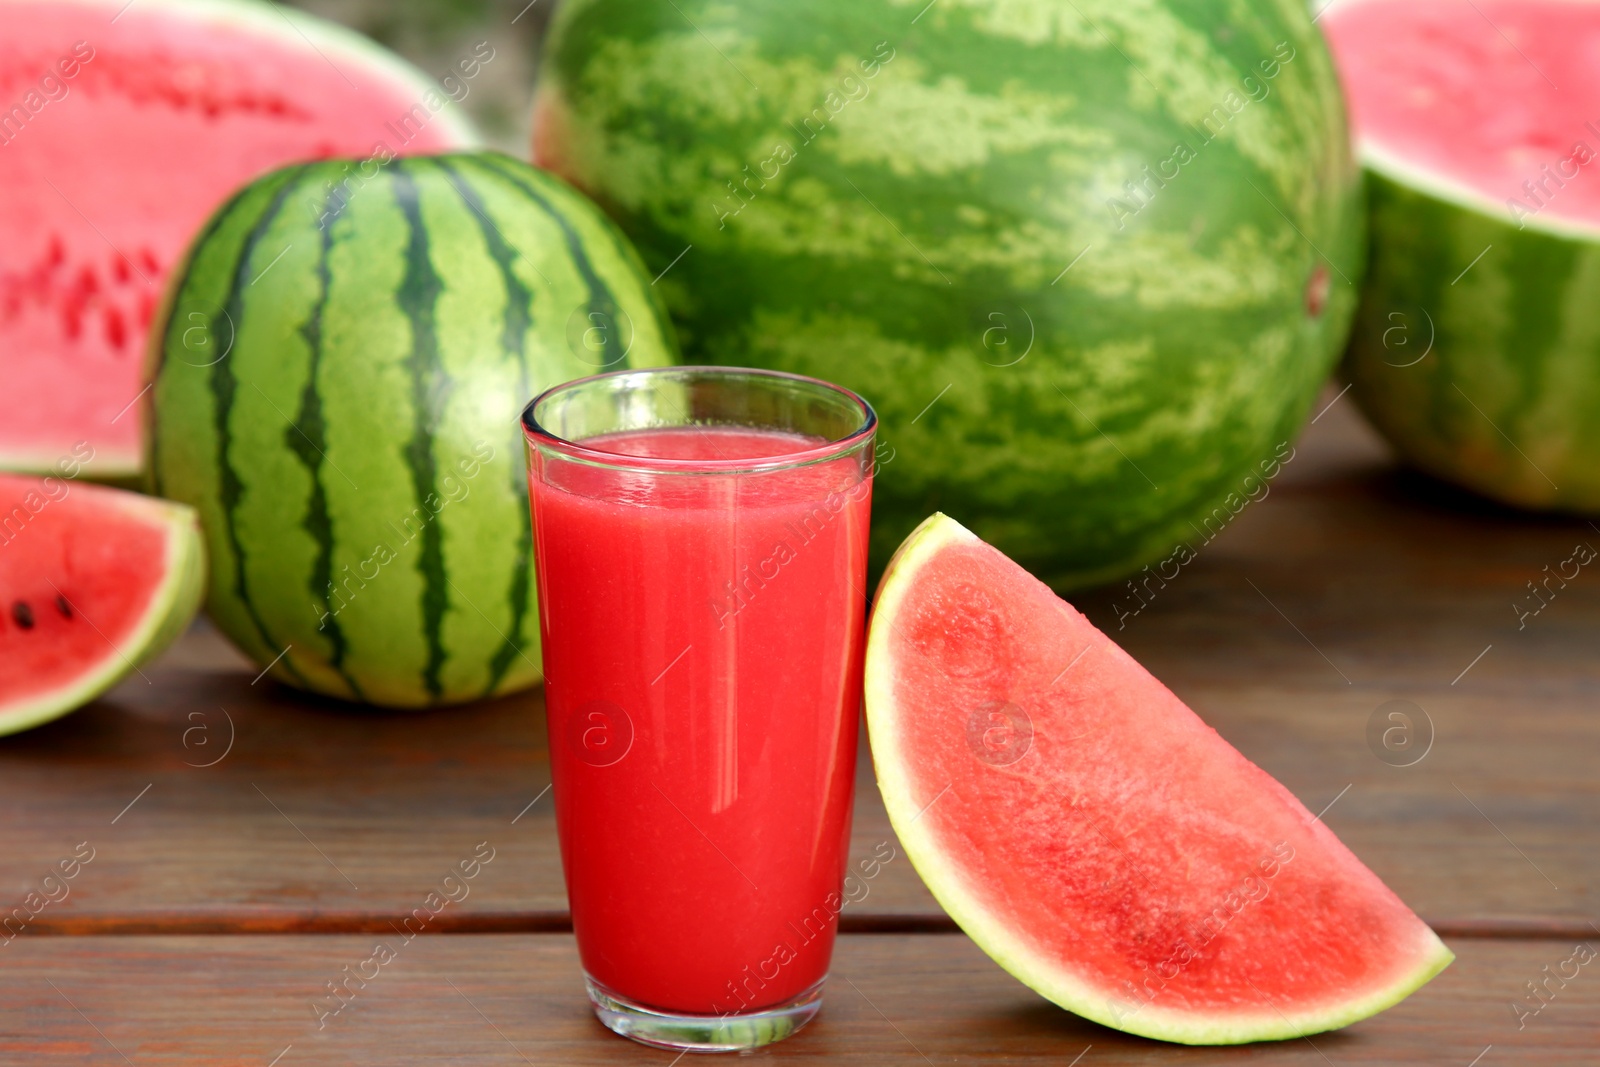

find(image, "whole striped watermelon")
[148,153,678,707]
[1326,0,1600,510]
[532,0,1361,588]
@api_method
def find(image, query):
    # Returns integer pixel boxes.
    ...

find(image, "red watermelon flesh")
[864,514,1452,1044]
[0,474,204,735]
[1323,0,1600,229]
[0,0,480,476]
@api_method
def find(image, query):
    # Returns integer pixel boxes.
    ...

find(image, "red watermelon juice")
[522,367,876,1052]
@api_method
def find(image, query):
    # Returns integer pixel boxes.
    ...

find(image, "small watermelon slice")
[864,514,1452,1044]
[0,475,204,736]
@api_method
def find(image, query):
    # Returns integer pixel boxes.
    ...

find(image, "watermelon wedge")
[864,514,1452,1044]
[0,475,204,736]
[0,0,481,478]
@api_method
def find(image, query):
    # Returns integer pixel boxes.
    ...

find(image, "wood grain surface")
[2,393,1598,1059]
[2,399,1594,934]
[1,933,1591,1064]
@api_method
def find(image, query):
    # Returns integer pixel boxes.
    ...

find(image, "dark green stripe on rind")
[289,176,366,702]
[434,157,536,698]
[307,158,432,705]
[211,167,312,688]
[477,154,630,370]
[148,181,269,502]
[390,166,452,702]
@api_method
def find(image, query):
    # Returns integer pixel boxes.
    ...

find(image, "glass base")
[585,973,826,1053]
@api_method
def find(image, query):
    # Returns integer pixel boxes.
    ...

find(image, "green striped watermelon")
[531,0,1361,588]
[148,153,678,707]
[1326,0,1600,510]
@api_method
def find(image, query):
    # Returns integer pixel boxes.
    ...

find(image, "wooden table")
[3,393,1596,1064]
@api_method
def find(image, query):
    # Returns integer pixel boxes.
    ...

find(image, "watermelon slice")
[0,0,481,477]
[865,514,1452,1044]
[0,475,204,736]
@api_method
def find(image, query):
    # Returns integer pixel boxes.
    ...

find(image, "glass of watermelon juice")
[521,366,876,1052]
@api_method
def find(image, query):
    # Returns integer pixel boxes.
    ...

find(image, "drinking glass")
[522,366,876,1051]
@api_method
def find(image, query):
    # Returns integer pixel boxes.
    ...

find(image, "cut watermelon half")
[0,475,204,736]
[1322,0,1600,511]
[865,514,1452,1045]
[0,0,481,477]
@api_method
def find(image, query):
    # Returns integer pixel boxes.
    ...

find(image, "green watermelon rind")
[864,512,1454,1045]
[1344,154,1600,511]
[0,487,205,737]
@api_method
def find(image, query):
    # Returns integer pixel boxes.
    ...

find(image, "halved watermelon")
[865,514,1452,1044]
[0,475,204,735]
[0,0,481,477]
[1323,0,1600,509]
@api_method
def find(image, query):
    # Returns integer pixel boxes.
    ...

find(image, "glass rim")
[521,365,878,475]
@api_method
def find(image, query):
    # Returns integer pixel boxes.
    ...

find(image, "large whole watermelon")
[149,153,678,707]
[532,0,1361,588]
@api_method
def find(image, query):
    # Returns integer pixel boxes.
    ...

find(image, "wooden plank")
[0,620,919,931]
[0,933,1592,1064]
[1,398,1594,929]
[1075,399,1600,930]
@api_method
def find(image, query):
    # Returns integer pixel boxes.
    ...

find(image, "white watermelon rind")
[0,488,206,736]
[1360,140,1600,245]
[863,512,1454,1045]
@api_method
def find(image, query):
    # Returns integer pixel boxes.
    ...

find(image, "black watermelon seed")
[12,601,34,630]
[55,594,72,619]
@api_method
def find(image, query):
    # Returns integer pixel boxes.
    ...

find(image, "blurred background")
[290,0,550,151]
